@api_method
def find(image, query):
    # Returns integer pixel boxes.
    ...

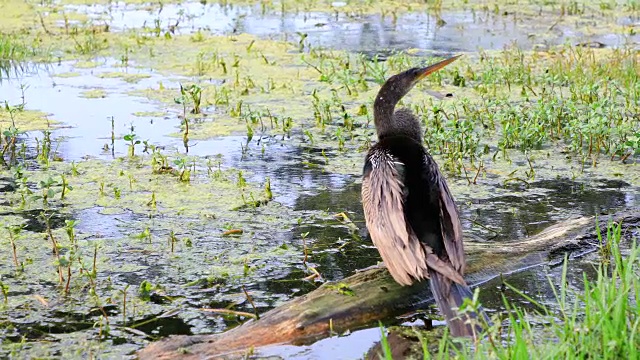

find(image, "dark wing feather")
[434,165,466,274]
[362,150,428,286]
[419,153,466,277]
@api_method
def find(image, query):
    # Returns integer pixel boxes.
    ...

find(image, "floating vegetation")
[0,0,638,358]
[79,88,107,98]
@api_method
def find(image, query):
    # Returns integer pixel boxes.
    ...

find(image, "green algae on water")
[79,88,107,98]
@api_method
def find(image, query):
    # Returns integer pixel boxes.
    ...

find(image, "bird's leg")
[356,261,386,273]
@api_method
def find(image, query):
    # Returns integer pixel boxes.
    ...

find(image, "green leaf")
[58,257,70,267]
[138,280,153,301]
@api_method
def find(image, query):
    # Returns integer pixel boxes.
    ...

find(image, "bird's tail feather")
[428,269,487,338]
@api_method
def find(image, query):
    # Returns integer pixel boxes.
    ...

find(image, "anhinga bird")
[361,55,481,337]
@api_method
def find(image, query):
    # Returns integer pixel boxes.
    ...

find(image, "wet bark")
[138,209,639,360]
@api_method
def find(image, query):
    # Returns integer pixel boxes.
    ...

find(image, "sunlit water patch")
[0,61,189,158]
[65,2,639,52]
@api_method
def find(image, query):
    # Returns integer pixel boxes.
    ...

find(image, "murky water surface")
[66,2,639,52]
[0,0,639,359]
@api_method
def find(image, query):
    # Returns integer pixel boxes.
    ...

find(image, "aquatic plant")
[1,126,20,167]
[0,34,35,79]
[33,176,59,207]
[174,84,203,145]
[71,31,108,55]
[124,124,141,157]
[169,230,178,253]
[113,186,121,199]
[0,1,638,358]
[182,83,203,115]
[70,161,79,176]
[6,225,23,269]
[134,227,152,243]
[172,156,191,183]
[59,174,72,199]
[39,210,64,284]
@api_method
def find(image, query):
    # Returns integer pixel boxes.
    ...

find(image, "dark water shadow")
[470,178,635,242]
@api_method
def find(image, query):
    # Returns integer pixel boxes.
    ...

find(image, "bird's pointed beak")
[416,55,462,81]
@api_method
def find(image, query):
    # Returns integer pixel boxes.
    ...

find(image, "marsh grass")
[297,42,639,177]
[378,220,639,359]
[37,14,632,178]
[1,0,639,357]
[0,34,35,79]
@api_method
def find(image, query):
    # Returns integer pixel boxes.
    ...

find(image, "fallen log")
[138,209,640,359]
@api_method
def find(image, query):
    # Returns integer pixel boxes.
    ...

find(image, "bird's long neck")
[373,84,422,143]
[373,92,396,135]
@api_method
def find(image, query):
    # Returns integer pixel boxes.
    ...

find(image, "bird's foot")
[356,262,386,273]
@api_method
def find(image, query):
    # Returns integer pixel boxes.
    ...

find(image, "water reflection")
[66,2,639,52]
[470,179,635,242]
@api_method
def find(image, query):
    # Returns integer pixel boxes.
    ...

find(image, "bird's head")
[373,55,462,141]
[380,55,462,101]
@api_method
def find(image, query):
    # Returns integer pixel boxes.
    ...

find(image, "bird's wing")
[362,150,431,286]
[432,160,466,275]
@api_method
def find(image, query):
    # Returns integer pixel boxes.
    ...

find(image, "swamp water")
[0,0,639,358]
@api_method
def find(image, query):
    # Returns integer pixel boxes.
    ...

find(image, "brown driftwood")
[138,209,640,359]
